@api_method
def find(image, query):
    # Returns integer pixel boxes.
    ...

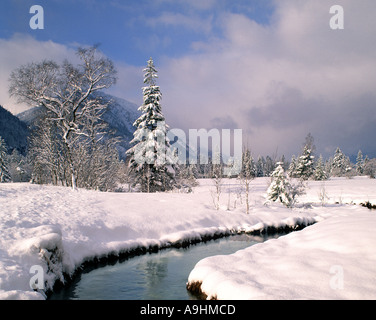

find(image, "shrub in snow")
[7,149,32,182]
[176,164,198,191]
[364,157,376,179]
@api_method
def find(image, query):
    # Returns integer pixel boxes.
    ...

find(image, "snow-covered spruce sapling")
[288,155,297,178]
[126,58,177,192]
[267,162,292,206]
[314,155,328,181]
[266,162,305,208]
[295,145,315,180]
[0,136,12,183]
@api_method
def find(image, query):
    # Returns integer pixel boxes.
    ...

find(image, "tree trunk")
[63,137,77,191]
[245,180,250,214]
[71,166,77,190]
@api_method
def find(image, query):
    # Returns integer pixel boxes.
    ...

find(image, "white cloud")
[158,0,376,158]
[2,1,376,159]
[0,34,77,114]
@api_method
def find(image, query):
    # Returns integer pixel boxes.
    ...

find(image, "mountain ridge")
[15,93,139,159]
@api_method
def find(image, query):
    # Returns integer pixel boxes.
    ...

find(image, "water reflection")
[137,258,169,299]
[50,233,281,300]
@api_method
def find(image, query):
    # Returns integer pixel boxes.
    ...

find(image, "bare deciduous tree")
[240,148,255,214]
[9,46,117,189]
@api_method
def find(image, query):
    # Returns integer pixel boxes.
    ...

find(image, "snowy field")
[188,177,376,300]
[0,177,375,300]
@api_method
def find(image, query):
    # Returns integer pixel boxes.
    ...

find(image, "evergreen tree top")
[143,57,158,86]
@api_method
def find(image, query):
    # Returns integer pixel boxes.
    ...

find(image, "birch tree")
[240,148,255,214]
[9,46,117,190]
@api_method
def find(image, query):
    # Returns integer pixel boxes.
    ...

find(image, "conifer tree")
[256,156,264,177]
[356,150,364,175]
[288,155,297,178]
[295,145,315,180]
[314,155,327,181]
[126,58,176,192]
[0,136,12,183]
[331,147,351,177]
[267,162,292,206]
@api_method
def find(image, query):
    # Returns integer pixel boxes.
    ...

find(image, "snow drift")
[0,177,375,299]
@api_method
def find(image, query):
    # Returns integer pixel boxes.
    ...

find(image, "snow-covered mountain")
[99,93,139,157]
[17,93,139,159]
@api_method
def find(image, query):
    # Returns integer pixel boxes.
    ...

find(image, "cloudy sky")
[1,0,376,160]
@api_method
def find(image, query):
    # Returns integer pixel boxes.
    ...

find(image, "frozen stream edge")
[47,218,316,299]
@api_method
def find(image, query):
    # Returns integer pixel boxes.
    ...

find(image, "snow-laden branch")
[9,46,117,190]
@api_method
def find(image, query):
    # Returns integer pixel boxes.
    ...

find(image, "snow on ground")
[187,177,376,300]
[0,177,375,299]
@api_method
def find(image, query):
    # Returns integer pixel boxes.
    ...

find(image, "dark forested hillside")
[0,105,29,154]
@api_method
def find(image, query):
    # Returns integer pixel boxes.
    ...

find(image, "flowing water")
[50,233,283,300]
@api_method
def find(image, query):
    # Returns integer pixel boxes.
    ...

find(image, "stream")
[50,233,284,300]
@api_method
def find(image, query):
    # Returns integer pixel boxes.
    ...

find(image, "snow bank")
[186,177,376,299]
[187,209,376,299]
[1,177,375,299]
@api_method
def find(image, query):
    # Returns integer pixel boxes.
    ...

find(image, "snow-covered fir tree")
[256,156,264,177]
[331,147,351,177]
[356,150,364,175]
[295,145,315,180]
[0,136,12,183]
[314,155,328,181]
[126,58,177,192]
[363,156,376,179]
[288,155,297,178]
[267,162,292,206]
